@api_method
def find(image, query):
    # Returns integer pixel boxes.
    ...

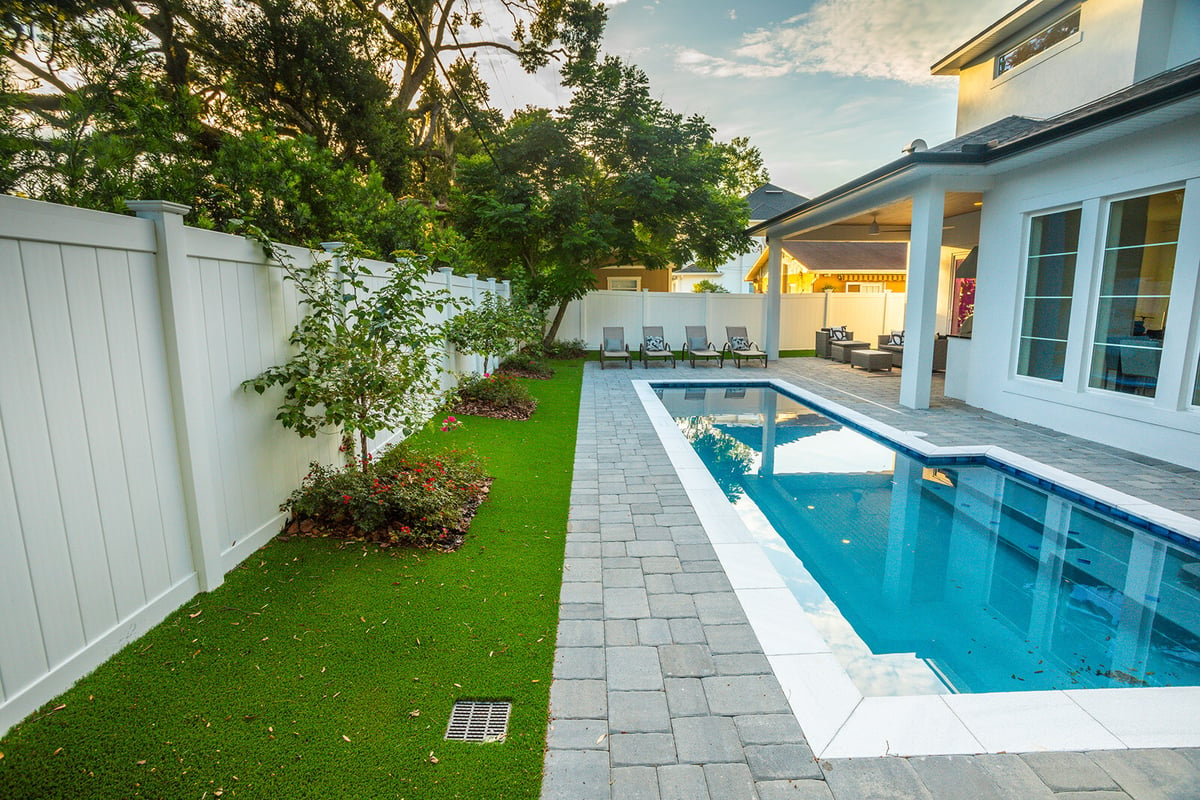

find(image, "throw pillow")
[688,336,708,351]
[889,330,904,346]
[604,337,623,351]
[731,335,751,351]
[645,335,666,351]
[830,327,848,341]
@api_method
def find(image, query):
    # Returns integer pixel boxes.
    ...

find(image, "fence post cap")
[126,200,191,217]
[438,266,454,274]
[319,241,346,252]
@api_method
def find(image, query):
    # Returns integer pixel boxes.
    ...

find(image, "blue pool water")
[655,384,1200,696]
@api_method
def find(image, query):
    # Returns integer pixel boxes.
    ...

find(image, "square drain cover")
[445,700,511,742]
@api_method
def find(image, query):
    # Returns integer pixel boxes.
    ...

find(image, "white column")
[126,200,224,592]
[758,389,778,477]
[501,279,512,300]
[900,183,946,409]
[1156,176,1200,408]
[765,233,783,359]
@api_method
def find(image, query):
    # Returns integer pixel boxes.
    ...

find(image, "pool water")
[655,384,1200,696]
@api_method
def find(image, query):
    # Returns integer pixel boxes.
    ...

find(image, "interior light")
[868,215,880,236]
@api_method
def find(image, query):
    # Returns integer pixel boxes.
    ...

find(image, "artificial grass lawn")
[0,361,584,800]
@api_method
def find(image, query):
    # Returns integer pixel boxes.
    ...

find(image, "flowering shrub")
[540,339,586,360]
[452,372,537,419]
[283,444,489,548]
[497,352,554,379]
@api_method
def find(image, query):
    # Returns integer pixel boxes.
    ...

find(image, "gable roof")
[781,241,908,271]
[749,58,1200,234]
[673,264,724,275]
[745,183,807,222]
[931,0,1070,76]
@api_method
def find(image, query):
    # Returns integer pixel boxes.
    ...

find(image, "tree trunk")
[543,299,571,346]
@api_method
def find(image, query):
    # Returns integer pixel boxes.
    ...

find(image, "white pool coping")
[634,377,1200,758]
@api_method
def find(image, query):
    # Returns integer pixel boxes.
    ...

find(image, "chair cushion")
[731,336,751,351]
[889,330,905,346]
[830,326,848,341]
[688,335,708,351]
[645,335,666,351]
[604,337,624,351]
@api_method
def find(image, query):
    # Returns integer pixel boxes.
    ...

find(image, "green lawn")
[0,361,583,800]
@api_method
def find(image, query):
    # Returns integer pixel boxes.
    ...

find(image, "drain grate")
[445,700,511,742]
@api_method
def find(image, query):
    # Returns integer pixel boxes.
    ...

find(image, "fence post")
[126,200,224,593]
[641,288,649,333]
[466,274,481,373]
[439,267,454,382]
[501,279,511,300]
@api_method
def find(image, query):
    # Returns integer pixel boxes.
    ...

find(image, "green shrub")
[453,372,537,419]
[283,444,488,548]
[541,338,587,359]
[498,352,555,378]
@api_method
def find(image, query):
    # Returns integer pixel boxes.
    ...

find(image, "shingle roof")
[781,241,908,271]
[673,264,723,275]
[745,183,807,222]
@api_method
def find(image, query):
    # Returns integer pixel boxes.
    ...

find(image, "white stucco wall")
[955,0,1143,135]
[964,114,1200,469]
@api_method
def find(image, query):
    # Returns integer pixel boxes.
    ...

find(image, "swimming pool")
[636,378,1200,756]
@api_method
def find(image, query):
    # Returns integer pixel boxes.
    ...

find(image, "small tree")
[444,293,543,373]
[243,243,456,469]
[692,279,729,293]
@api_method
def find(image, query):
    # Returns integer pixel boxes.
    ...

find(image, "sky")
[475,0,1018,199]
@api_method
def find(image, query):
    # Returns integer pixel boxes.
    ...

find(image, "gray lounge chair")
[682,326,723,368]
[640,326,676,368]
[600,326,632,369]
[723,326,768,368]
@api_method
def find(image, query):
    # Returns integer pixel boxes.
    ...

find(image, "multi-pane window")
[1088,190,1183,396]
[1017,209,1081,381]
[995,8,1081,76]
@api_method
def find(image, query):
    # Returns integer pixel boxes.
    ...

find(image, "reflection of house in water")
[739,443,1200,694]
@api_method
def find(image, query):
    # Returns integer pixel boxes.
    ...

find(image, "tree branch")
[8,52,73,94]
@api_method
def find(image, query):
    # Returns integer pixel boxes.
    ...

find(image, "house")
[670,263,728,292]
[699,183,807,293]
[744,241,909,294]
[591,264,671,292]
[751,0,1200,469]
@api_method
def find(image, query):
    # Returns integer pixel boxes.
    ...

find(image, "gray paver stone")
[676,543,718,561]
[558,602,604,620]
[644,574,677,594]
[642,556,683,574]
[658,764,709,800]
[745,744,821,781]
[704,763,759,800]
[609,691,672,734]
[821,757,934,800]
[683,559,727,573]
[609,646,665,691]
[1049,793,1133,800]
[546,718,609,750]
[668,617,707,644]
[565,541,602,557]
[669,525,711,543]
[558,619,604,647]
[702,675,791,715]
[560,580,602,604]
[563,557,602,582]
[755,780,835,800]
[635,525,675,541]
[674,572,734,594]
[664,677,710,717]
[612,766,661,800]
[735,714,808,746]
[554,647,605,679]
[610,733,677,767]
[909,755,1006,800]
[605,568,647,588]
[973,754,1055,800]
[637,617,673,645]
[694,592,749,625]
[602,523,637,542]
[673,716,746,764]
[606,587,652,618]
[649,593,698,618]
[1021,752,1120,792]
[541,749,609,800]
[627,541,677,557]
[606,619,640,646]
[715,653,772,675]
[602,541,627,558]
[660,644,717,677]
[1087,749,1199,800]
[606,557,642,570]
[549,679,607,719]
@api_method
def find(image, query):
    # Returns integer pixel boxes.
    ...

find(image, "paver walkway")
[542,358,1200,800]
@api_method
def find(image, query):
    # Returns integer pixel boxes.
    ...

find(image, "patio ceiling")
[781,191,984,249]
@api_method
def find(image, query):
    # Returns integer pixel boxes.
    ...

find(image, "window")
[995,8,1081,77]
[607,277,641,291]
[1088,189,1183,397]
[1017,209,1081,381]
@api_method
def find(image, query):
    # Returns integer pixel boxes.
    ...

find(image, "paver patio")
[542,357,1200,800]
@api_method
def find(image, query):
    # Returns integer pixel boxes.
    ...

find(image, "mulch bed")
[280,478,492,552]
[494,365,553,380]
[451,399,536,420]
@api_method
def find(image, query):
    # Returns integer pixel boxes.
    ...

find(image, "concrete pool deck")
[542,358,1200,800]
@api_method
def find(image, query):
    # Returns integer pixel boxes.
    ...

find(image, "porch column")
[899,183,945,409]
[764,233,783,359]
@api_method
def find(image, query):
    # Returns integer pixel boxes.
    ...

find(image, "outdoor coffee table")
[830,341,870,362]
[850,348,894,372]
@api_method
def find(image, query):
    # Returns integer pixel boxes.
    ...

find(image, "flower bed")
[452,372,537,420]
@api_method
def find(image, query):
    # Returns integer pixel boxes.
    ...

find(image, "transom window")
[607,277,641,291]
[1088,189,1183,397]
[995,8,1081,77]
[1017,208,1081,382]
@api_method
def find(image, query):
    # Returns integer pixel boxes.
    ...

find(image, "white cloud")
[729,9,737,20]
[677,0,1014,85]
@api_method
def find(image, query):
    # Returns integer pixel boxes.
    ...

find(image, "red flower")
[342,494,351,504]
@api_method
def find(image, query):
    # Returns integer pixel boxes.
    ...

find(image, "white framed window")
[1016,208,1081,382]
[995,8,1081,77]
[607,277,641,291]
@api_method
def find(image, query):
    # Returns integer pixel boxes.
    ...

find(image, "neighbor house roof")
[749,58,1200,235]
[673,264,724,275]
[780,241,908,271]
[746,183,807,222]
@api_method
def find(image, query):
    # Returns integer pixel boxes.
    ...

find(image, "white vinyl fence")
[556,289,907,351]
[0,196,506,734]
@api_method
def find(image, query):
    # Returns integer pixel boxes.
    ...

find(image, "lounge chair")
[682,326,723,368]
[640,326,676,368]
[600,326,632,369]
[723,326,768,368]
